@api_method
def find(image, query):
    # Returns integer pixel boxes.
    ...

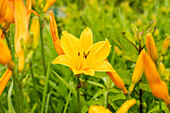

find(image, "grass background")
[0,0,170,113]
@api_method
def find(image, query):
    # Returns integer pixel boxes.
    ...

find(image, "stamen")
[78,52,80,56]
[83,51,90,59]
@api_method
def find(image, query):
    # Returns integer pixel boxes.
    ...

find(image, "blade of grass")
[63,90,71,113]
[8,82,15,113]
[40,59,51,113]
[45,92,52,113]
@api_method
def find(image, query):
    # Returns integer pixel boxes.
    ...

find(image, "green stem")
[39,16,46,75]
[76,76,81,113]
[159,99,162,113]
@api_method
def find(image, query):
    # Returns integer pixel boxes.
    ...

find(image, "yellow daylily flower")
[143,52,170,104]
[116,99,136,113]
[52,27,114,76]
[106,71,128,94]
[129,49,145,92]
[0,68,12,96]
[88,105,112,113]
[49,11,64,55]
[161,37,169,56]
[146,33,159,62]
[13,0,28,71]
[43,0,56,13]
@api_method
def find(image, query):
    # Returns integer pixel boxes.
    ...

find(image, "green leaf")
[91,89,106,100]
[87,81,106,89]
[139,82,151,92]
[131,23,138,35]
[52,70,89,107]
[8,82,16,113]
[124,31,136,45]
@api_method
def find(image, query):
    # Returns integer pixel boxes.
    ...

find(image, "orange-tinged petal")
[80,27,93,50]
[0,28,5,39]
[88,105,112,113]
[4,0,14,24]
[26,0,32,23]
[0,68,12,96]
[49,11,64,55]
[146,33,159,62]
[13,0,28,71]
[0,0,8,23]
[143,52,161,83]
[43,0,56,13]
[107,71,128,94]
[88,39,111,66]
[116,99,136,113]
[0,39,12,65]
[129,49,145,92]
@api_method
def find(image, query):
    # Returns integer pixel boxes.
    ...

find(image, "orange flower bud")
[129,49,145,92]
[49,11,64,55]
[43,0,56,13]
[0,68,12,95]
[143,52,161,83]
[146,33,159,62]
[0,39,12,65]
[0,0,8,23]
[161,37,169,56]
[150,81,170,104]
[4,0,14,24]
[107,71,128,94]
[88,105,112,113]
[116,99,136,113]
[13,0,28,71]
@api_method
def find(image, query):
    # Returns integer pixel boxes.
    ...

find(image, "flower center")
[77,51,90,69]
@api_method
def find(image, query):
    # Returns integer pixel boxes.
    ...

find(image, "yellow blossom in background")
[52,27,114,76]
[129,49,145,92]
[88,105,112,113]
[116,99,136,113]
[13,0,28,71]
[49,11,64,55]
[161,37,169,56]
[143,52,170,104]
[0,68,12,95]
[43,0,56,13]
[146,33,159,62]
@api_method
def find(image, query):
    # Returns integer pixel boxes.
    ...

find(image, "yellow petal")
[14,0,28,71]
[0,39,12,65]
[49,11,64,55]
[116,99,136,113]
[26,0,32,23]
[0,68,12,95]
[88,39,111,65]
[143,52,161,83]
[129,49,145,92]
[52,55,74,69]
[43,0,56,13]
[80,27,93,50]
[88,105,112,113]
[91,61,115,72]
[146,33,159,62]
[83,69,94,76]
[61,31,80,58]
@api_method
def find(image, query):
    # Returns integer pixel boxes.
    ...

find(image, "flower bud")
[158,62,166,77]
[161,37,169,56]
[0,68,12,95]
[129,49,145,92]
[107,71,128,94]
[146,33,159,62]
[150,81,170,104]
[43,0,56,13]
[88,105,111,113]
[116,99,136,113]
[49,11,64,55]
[0,39,12,65]
[29,16,40,50]
[143,52,160,83]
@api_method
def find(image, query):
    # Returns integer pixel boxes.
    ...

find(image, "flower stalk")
[76,75,81,113]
